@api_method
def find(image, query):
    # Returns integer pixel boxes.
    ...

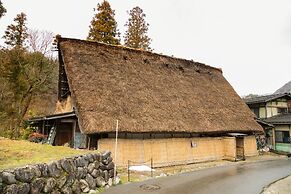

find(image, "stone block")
[86,174,96,189]
[71,180,81,194]
[18,183,30,194]
[108,169,114,178]
[104,170,109,182]
[4,184,19,194]
[76,157,89,167]
[37,164,49,177]
[80,179,90,193]
[43,177,56,193]
[95,177,106,187]
[87,154,94,163]
[15,167,35,183]
[61,186,73,194]
[106,162,114,170]
[60,159,74,174]
[101,151,111,160]
[47,162,62,178]
[57,176,67,189]
[30,165,42,178]
[87,163,95,174]
[1,172,17,184]
[91,169,100,178]
[76,167,86,179]
[30,178,45,194]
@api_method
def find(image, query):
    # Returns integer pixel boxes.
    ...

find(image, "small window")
[275,131,290,143]
[251,108,259,118]
[278,108,287,114]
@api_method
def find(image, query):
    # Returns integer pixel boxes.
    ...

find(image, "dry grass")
[0,138,97,170]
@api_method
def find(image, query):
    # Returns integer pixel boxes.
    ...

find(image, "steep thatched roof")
[57,37,263,134]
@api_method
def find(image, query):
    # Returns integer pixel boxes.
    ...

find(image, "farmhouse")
[30,37,263,166]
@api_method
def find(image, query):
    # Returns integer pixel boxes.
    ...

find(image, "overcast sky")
[1,0,291,96]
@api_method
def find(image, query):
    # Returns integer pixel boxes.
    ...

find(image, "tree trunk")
[13,92,33,137]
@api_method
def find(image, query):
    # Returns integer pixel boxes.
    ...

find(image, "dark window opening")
[278,108,287,114]
[275,131,290,143]
[252,108,259,118]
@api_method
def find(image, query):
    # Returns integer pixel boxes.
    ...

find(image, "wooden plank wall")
[244,136,258,156]
[98,136,258,167]
[223,137,237,161]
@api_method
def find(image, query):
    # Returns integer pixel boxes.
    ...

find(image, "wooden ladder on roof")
[47,125,57,145]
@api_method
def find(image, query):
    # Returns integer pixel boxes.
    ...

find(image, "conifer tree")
[0,0,6,18]
[3,12,28,48]
[87,0,120,45]
[124,6,152,51]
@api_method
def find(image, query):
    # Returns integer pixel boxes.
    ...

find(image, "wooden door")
[54,123,73,146]
[236,137,245,161]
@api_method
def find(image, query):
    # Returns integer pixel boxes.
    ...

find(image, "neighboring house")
[244,93,291,119]
[29,37,263,167]
[263,114,291,152]
[244,93,291,152]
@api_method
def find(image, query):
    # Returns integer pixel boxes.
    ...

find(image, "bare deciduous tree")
[27,29,54,56]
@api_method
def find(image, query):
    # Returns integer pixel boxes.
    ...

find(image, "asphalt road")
[104,159,291,194]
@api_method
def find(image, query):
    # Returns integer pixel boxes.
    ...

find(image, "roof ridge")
[56,36,223,73]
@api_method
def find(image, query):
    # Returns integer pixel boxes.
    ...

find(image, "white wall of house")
[275,125,290,132]
[266,100,288,118]
[259,107,266,118]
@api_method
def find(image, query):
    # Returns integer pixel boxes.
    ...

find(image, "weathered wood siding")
[98,136,258,167]
[223,137,236,160]
[244,136,258,156]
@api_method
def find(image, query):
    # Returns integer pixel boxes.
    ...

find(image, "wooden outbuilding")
[30,37,263,166]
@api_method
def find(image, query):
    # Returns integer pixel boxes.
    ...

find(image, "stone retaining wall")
[0,151,117,194]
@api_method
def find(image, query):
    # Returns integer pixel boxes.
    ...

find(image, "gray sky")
[1,0,291,96]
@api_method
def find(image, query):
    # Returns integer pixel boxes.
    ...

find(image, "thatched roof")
[57,37,263,134]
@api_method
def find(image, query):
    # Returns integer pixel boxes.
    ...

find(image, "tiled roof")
[263,113,291,124]
[244,93,291,104]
